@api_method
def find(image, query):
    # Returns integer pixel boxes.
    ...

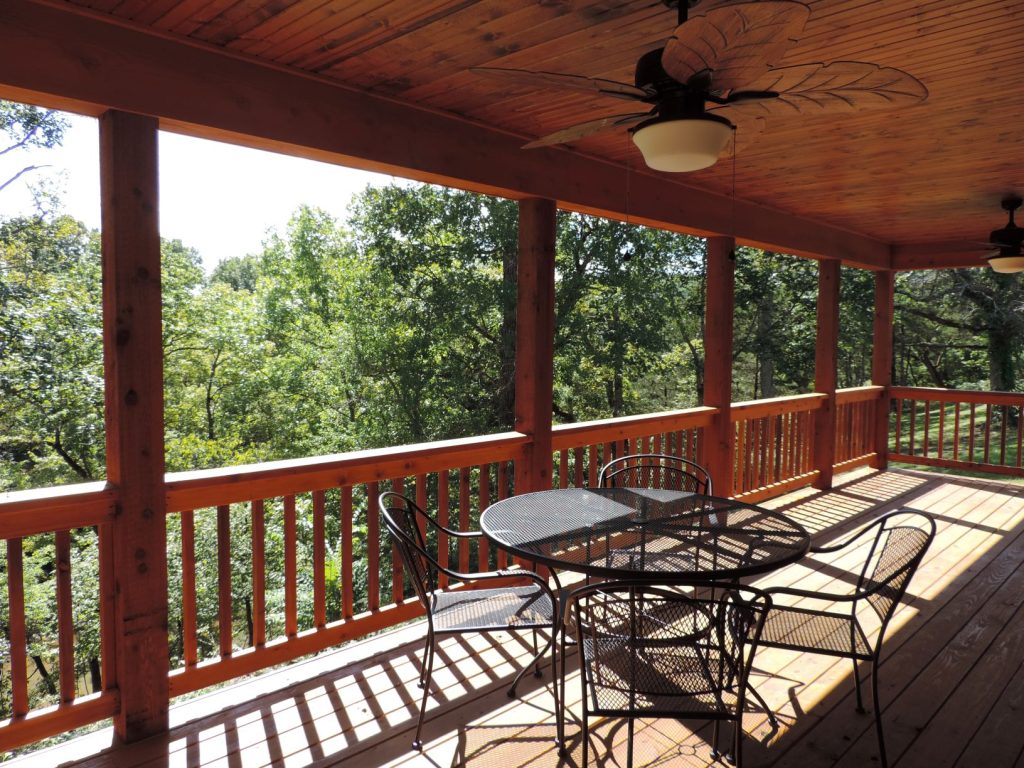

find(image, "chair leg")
[872,660,888,768]
[853,657,866,714]
[627,717,635,768]
[745,680,778,727]
[509,627,556,698]
[418,636,434,689]
[558,625,570,751]
[732,718,743,768]
[413,633,436,751]
[711,719,722,761]
[533,627,542,676]
[582,712,590,768]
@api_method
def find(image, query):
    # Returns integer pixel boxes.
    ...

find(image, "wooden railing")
[550,407,716,488]
[731,393,825,501]
[890,386,1024,477]
[0,483,119,752]
[835,385,884,469]
[163,431,529,697]
[0,391,897,752]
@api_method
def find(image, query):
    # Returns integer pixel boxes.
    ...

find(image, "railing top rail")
[836,385,885,404]
[0,482,114,539]
[730,392,827,420]
[891,386,1024,406]
[550,406,717,450]
[166,431,530,511]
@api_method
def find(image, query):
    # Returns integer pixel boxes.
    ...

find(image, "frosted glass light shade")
[988,255,1024,273]
[631,118,733,172]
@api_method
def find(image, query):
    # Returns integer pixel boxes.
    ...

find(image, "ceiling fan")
[471,0,928,172]
[983,195,1024,273]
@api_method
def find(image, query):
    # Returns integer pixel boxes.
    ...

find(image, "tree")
[0,102,68,194]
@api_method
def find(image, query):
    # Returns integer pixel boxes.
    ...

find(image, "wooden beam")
[703,236,735,496]
[514,198,557,494]
[100,109,169,742]
[891,242,989,270]
[813,259,841,489]
[0,0,890,269]
[872,271,896,469]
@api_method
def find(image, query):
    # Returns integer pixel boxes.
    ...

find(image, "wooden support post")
[703,236,735,496]
[872,270,896,469]
[814,259,841,488]
[514,198,557,494]
[100,110,169,741]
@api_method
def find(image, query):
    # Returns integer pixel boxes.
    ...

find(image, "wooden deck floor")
[15,467,1024,768]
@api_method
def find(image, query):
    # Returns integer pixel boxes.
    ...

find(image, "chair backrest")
[569,581,769,715]
[598,453,713,496]
[855,510,936,624]
[378,492,437,609]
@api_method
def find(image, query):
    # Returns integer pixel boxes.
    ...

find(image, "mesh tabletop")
[480,489,810,583]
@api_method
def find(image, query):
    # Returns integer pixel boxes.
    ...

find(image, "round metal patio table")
[480,487,810,584]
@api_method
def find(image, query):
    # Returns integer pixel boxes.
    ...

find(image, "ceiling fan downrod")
[663,0,702,25]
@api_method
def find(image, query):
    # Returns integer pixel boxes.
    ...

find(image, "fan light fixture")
[631,116,733,172]
[987,255,1024,274]
[984,195,1024,274]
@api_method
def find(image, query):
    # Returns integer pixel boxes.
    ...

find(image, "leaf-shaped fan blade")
[470,67,651,101]
[662,1,810,92]
[523,113,650,149]
[735,61,928,115]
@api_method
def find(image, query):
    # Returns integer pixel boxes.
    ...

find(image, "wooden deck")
[15,467,1024,768]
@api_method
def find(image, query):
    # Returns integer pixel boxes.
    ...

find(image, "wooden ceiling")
[21,0,1024,259]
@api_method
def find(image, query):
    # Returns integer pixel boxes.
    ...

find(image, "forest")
[2,103,1023,724]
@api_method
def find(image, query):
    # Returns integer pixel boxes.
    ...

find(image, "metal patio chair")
[756,509,936,768]
[378,491,560,751]
[567,581,770,768]
[598,452,713,496]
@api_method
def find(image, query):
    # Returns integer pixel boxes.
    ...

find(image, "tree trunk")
[89,656,102,693]
[32,655,56,695]
[988,328,1015,392]
[755,280,776,399]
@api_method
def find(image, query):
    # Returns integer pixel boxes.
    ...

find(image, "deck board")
[12,468,1024,768]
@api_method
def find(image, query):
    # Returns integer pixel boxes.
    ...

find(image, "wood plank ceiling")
[57,0,1024,251]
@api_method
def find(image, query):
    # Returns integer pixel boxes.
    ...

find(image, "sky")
[1,112,398,272]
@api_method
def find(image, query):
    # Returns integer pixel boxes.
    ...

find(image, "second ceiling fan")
[472,0,928,172]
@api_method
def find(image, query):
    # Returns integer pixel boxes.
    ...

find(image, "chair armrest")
[763,585,860,603]
[420,514,481,539]
[808,521,880,554]
[440,566,556,595]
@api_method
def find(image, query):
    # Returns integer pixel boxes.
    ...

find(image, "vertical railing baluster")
[367,481,380,612]
[1017,402,1023,468]
[588,444,599,486]
[437,471,450,586]
[478,465,490,570]
[968,403,977,463]
[1000,405,1009,465]
[459,467,471,573]
[218,504,234,653]
[181,510,198,665]
[923,400,930,457]
[391,477,404,603]
[497,462,511,567]
[283,496,297,638]
[313,490,326,629]
[7,538,28,716]
[558,450,569,489]
[55,530,74,703]
[937,402,945,460]
[894,398,903,455]
[574,447,584,488]
[953,402,961,462]
[341,487,353,618]
[99,523,116,690]
[252,500,266,645]
[909,400,918,456]
[983,404,992,464]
